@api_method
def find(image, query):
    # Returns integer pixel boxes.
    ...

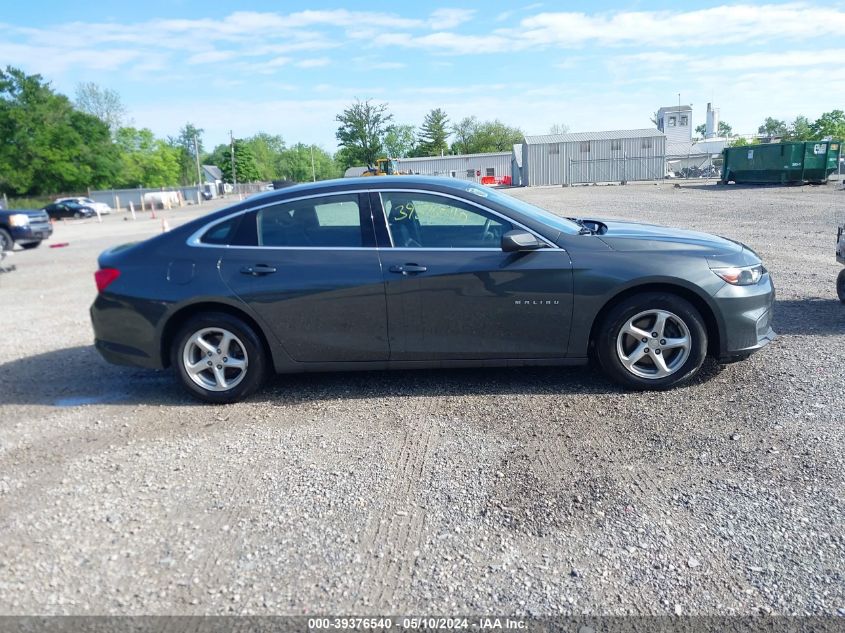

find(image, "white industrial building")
[666,103,728,176]
[656,104,693,144]
[395,152,512,182]
[520,129,667,186]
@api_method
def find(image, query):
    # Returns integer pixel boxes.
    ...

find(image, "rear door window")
[258,194,363,247]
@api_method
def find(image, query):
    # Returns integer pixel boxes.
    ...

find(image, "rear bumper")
[713,273,776,362]
[90,294,165,369]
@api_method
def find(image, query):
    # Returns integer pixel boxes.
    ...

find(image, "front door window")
[381,192,512,249]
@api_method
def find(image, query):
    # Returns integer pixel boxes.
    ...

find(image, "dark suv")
[0,208,53,250]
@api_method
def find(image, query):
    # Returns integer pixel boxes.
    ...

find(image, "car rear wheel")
[21,241,41,250]
[837,269,845,304]
[171,313,267,403]
[596,292,707,390]
[0,229,12,251]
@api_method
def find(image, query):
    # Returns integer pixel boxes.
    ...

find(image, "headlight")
[8,213,30,227]
[711,264,765,286]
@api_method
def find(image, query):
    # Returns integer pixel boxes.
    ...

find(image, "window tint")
[258,194,362,247]
[382,192,512,249]
[202,218,238,244]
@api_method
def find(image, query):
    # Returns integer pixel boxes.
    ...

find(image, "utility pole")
[193,133,202,187]
[310,145,316,182]
[230,129,238,198]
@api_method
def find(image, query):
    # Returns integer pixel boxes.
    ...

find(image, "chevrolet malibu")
[90,177,775,403]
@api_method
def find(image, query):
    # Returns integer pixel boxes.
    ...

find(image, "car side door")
[214,192,389,363]
[372,189,574,361]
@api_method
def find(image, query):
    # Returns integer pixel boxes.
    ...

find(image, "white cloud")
[517,3,845,48]
[377,3,845,53]
[374,31,511,55]
[428,8,476,30]
[187,50,237,65]
[296,57,331,68]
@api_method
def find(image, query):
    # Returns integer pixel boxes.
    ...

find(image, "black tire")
[21,241,41,250]
[837,268,845,304]
[171,312,268,403]
[595,292,708,390]
[73,211,83,219]
[0,228,12,251]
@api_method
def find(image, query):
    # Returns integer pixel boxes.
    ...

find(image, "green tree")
[383,124,416,158]
[212,139,260,183]
[417,108,450,156]
[114,127,181,187]
[169,122,205,185]
[729,137,758,147]
[0,66,118,195]
[718,121,733,137]
[335,99,393,169]
[758,117,788,137]
[278,144,339,182]
[242,132,286,181]
[810,110,845,139]
[785,115,813,141]
[695,123,706,137]
[451,117,522,154]
[450,116,479,155]
[74,82,127,135]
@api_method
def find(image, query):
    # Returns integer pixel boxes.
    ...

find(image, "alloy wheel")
[615,309,691,379]
[182,327,249,392]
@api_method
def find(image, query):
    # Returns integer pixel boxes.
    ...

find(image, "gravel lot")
[0,182,843,616]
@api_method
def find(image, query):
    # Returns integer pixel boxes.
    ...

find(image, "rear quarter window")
[200,213,257,246]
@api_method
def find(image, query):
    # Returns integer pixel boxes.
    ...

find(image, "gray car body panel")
[90,176,775,374]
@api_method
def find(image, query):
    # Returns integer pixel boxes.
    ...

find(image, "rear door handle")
[389,264,427,274]
[240,264,277,276]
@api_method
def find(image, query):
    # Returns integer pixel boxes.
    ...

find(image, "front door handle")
[389,264,427,274]
[240,264,277,276]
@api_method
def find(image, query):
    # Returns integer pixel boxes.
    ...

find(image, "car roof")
[242,175,479,205]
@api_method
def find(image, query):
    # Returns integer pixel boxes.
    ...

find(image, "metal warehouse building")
[396,152,512,181]
[522,129,666,186]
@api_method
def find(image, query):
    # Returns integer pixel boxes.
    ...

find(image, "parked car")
[0,208,53,250]
[44,201,97,219]
[55,197,112,215]
[91,176,775,403]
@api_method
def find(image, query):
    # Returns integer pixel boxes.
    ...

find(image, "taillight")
[94,268,121,292]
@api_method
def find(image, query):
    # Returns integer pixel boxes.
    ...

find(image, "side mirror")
[502,230,545,252]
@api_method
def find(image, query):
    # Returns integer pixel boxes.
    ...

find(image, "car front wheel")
[0,229,12,251]
[596,292,708,390]
[171,313,267,403]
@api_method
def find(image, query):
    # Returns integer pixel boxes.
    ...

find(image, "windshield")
[465,185,581,235]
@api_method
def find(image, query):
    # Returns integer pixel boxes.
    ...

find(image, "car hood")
[589,219,744,254]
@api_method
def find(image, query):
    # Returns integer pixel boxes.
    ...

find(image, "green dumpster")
[721,140,842,185]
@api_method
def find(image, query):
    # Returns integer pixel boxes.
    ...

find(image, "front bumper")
[11,223,53,244]
[713,272,776,362]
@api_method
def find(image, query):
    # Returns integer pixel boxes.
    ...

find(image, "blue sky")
[3,1,844,150]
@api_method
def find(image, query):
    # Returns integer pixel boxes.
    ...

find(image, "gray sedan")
[90,176,775,403]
